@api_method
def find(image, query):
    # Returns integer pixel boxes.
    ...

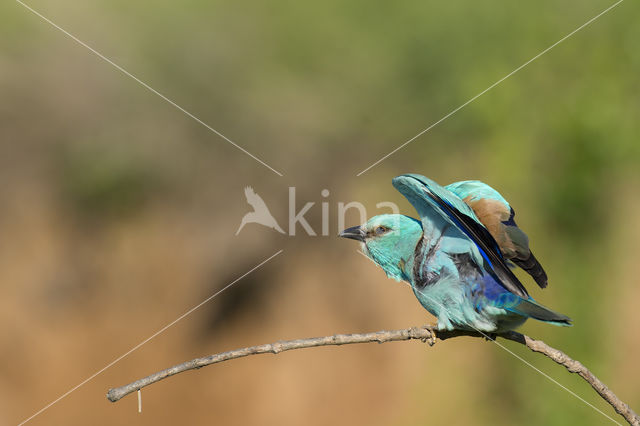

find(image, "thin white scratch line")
[15,0,284,177]
[485,334,620,425]
[356,0,625,176]
[18,249,284,426]
[354,249,620,425]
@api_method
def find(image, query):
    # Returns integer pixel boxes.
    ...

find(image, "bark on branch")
[106,326,639,425]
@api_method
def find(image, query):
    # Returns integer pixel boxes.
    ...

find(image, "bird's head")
[339,214,423,282]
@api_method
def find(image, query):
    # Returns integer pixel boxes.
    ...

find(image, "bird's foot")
[421,324,438,346]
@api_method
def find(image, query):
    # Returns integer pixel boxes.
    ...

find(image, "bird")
[339,174,570,333]
[236,187,285,235]
[445,180,547,288]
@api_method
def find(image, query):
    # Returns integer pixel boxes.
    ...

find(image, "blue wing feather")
[445,180,510,208]
[392,174,529,298]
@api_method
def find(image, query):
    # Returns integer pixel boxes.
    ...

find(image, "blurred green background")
[1,0,638,425]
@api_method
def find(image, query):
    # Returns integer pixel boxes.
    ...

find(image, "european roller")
[340,174,571,333]
[445,180,547,288]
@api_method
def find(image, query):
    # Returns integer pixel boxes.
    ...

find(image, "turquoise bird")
[339,174,570,333]
[445,180,547,288]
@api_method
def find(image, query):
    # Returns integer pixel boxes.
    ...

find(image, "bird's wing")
[244,186,269,211]
[392,174,529,298]
[446,180,548,288]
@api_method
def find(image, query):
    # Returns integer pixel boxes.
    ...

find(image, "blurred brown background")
[1,0,639,425]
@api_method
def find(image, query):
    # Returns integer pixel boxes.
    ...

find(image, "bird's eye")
[375,226,388,235]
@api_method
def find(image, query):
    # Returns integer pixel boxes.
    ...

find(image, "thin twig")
[500,331,639,425]
[106,326,639,425]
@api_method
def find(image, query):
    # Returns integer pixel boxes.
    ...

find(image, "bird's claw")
[421,324,437,346]
[428,330,437,346]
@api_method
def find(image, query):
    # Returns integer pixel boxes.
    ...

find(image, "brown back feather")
[463,196,547,288]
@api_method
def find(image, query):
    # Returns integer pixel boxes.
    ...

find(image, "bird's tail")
[235,217,248,236]
[507,298,572,327]
[512,250,548,289]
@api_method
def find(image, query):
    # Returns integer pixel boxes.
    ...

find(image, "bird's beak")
[339,225,366,242]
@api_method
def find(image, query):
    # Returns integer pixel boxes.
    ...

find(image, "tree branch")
[106,326,639,425]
